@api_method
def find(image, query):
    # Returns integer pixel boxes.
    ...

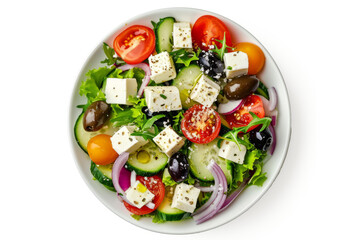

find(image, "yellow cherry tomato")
[234,42,265,75]
[87,134,118,165]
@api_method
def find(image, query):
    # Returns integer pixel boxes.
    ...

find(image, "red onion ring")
[268,87,278,111]
[194,185,215,192]
[192,161,220,215]
[111,152,135,206]
[193,162,227,224]
[268,124,276,155]
[118,63,151,97]
[218,99,244,115]
[119,167,131,191]
[218,180,249,213]
[130,170,136,186]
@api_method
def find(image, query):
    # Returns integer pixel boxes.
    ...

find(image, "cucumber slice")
[90,161,115,192]
[172,64,202,109]
[156,186,190,221]
[188,140,232,183]
[155,17,175,53]
[74,113,118,153]
[255,81,269,100]
[126,141,168,176]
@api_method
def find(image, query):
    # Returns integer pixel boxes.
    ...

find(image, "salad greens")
[75,14,277,225]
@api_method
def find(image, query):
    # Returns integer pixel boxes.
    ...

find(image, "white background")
[1,0,359,239]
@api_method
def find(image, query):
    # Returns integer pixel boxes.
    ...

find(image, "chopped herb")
[227,66,232,70]
[160,94,167,99]
[211,33,235,61]
[101,43,125,66]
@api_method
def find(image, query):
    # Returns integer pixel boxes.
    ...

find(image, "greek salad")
[74,15,278,224]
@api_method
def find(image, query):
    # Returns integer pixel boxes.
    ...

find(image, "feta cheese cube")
[110,126,148,154]
[153,126,185,157]
[171,183,200,213]
[144,86,182,112]
[218,140,247,164]
[104,78,137,105]
[224,51,249,79]
[125,180,155,209]
[149,52,177,83]
[189,74,220,107]
[173,22,192,49]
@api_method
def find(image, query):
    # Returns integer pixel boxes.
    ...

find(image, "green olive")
[224,76,260,100]
[83,101,111,132]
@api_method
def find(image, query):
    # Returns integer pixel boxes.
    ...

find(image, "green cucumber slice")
[155,17,175,53]
[188,141,232,183]
[171,64,202,109]
[90,161,115,192]
[126,141,168,176]
[74,113,118,153]
[156,186,190,221]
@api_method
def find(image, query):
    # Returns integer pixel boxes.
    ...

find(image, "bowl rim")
[68,6,292,235]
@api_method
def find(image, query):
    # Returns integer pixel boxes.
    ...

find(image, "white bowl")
[69,7,291,235]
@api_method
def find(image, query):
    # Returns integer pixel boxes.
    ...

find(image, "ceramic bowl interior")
[69,7,291,234]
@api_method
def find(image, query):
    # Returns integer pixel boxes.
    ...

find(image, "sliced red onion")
[268,124,276,155]
[118,63,151,97]
[111,152,134,206]
[193,161,228,224]
[146,202,155,209]
[192,161,219,215]
[271,112,277,127]
[130,170,136,186]
[218,180,249,213]
[119,167,131,191]
[195,184,215,192]
[218,99,244,115]
[268,87,278,111]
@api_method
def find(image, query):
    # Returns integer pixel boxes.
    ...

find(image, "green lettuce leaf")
[162,169,177,187]
[248,163,267,187]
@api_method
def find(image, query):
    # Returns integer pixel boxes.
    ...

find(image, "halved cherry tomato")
[225,95,265,132]
[124,175,165,215]
[192,15,232,51]
[87,134,119,165]
[234,42,265,75]
[181,104,221,144]
[113,25,155,64]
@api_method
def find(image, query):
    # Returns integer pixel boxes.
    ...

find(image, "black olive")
[224,76,260,100]
[197,51,225,79]
[142,107,172,127]
[83,101,111,132]
[168,152,189,183]
[248,127,273,151]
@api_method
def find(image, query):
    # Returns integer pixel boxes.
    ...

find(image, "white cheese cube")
[149,52,177,83]
[153,126,185,157]
[173,22,192,49]
[224,51,249,79]
[125,180,155,209]
[110,126,148,154]
[189,74,220,107]
[104,78,137,105]
[218,140,247,164]
[144,86,182,112]
[171,183,200,213]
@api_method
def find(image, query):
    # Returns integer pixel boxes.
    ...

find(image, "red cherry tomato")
[225,95,265,132]
[192,15,233,51]
[113,25,155,64]
[181,104,221,144]
[123,175,165,215]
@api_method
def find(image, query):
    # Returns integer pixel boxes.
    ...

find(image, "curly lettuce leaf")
[248,163,267,187]
[162,169,177,187]
[110,95,147,128]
